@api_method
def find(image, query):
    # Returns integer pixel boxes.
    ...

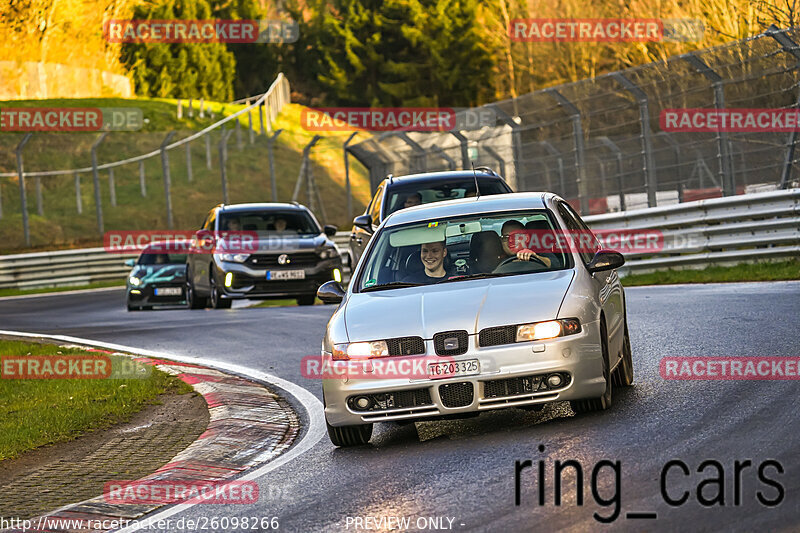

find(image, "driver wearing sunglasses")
[500,220,552,268]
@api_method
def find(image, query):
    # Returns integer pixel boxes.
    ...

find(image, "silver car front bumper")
[323,321,605,427]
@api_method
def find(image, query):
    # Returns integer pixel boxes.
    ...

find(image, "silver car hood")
[343,269,575,341]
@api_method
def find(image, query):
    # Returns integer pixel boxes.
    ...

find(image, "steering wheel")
[496,253,547,269]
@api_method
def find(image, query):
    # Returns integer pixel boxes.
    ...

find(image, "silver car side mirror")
[317,280,346,304]
[587,250,625,273]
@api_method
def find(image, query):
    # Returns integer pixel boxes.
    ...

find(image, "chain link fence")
[0,74,356,250]
[349,25,800,216]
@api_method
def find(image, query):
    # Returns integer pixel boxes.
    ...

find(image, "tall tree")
[121,0,236,100]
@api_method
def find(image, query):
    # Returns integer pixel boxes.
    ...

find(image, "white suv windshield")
[356,210,572,292]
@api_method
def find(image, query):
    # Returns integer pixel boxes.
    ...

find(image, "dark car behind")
[185,202,344,309]
[349,168,513,265]
[126,246,187,310]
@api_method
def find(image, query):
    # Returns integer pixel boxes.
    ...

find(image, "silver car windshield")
[356,210,574,292]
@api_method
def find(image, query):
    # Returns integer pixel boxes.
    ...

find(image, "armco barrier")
[0,248,137,290]
[1,190,797,290]
[584,188,800,274]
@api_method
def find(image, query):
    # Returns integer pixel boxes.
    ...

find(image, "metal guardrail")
[585,188,800,274]
[1,190,796,290]
[0,248,137,290]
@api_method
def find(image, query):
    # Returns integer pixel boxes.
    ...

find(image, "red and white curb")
[0,330,325,533]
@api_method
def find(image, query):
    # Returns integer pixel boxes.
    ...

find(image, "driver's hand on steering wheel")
[516,248,552,267]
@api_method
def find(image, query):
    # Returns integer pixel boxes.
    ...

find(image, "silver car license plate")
[154,287,182,296]
[427,359,480,380]
[267,270,305,280]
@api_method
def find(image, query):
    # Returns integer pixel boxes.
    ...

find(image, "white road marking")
[0,329,326,532]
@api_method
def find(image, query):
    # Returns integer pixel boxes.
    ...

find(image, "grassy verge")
[621,260,800,286]
[0,279,125,298]
[247,298,322,308]
[0,339,193,461]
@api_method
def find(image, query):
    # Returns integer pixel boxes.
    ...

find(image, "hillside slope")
[0,99,371,252]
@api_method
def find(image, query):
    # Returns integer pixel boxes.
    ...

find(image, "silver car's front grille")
[347,388,432,412]
[439,382,474,408]
[386,336,425,356]
[483,373,572,399]
[247,252,318,267]
[478,325,516,347]
[433,330,468,356]
[483,375,541,398]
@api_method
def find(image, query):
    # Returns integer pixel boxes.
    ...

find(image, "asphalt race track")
[1,281,799,532]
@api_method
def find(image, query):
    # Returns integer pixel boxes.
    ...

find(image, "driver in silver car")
[500,220,552,268]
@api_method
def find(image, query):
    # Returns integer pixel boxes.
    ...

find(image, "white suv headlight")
[217,253,250,263]
[318,246,338,259]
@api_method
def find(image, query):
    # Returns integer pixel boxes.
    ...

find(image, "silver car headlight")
[332,340,389,360]
[516,318,581,342]
[217,253,250,263]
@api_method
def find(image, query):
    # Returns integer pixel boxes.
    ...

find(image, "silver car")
[317,193,634,447]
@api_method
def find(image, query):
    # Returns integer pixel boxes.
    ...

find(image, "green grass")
[0,100,372,253]
[621,259,800,286]
[0,98,224,133]
[0,279,125,298]
[248,297,321,308]
[0,339,193,461]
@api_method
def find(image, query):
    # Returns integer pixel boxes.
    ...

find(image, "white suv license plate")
[267,270,305,280]
[154,287,182,296]
[428,359,480,380]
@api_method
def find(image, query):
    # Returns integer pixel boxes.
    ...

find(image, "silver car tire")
[326,421,373,447]
[324,391,373,447]
[613,320,634,387]
[570,318,613,414]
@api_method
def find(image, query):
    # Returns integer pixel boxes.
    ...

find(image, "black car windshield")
[138,253,187,265]
[356,210,574,291]
[219,211,319,234]
[385,179,510,216]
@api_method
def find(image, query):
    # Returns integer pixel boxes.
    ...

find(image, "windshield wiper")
[436,272,506,284]
[361,281,421,292]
